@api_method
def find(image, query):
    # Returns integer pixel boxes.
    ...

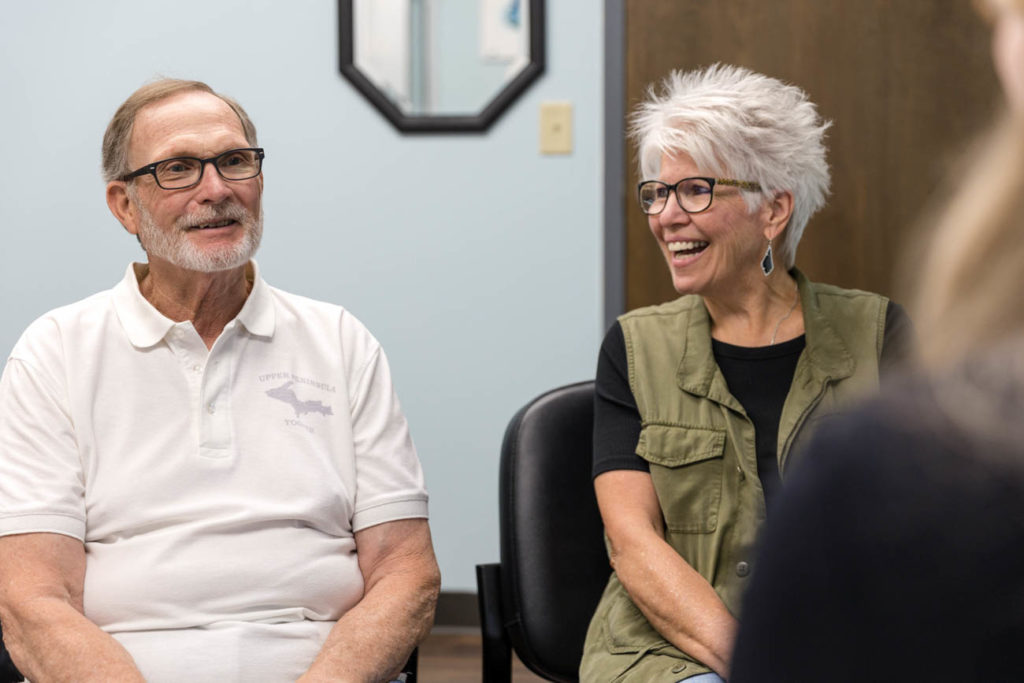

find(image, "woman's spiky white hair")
[630,64,832,268]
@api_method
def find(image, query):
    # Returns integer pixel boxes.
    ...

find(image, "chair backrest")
[499,381,611,682]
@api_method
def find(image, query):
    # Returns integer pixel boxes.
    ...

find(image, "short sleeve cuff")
[0,513,85,540]
[352,497,429,533]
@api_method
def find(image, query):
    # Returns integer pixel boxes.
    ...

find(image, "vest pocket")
[637,424,725,534]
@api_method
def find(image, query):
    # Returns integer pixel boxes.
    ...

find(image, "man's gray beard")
[130,190,263,273]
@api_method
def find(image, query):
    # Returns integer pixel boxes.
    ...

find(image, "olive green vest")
[581,271,889,682]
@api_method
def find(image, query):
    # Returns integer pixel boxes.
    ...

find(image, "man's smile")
[189,219,236,230]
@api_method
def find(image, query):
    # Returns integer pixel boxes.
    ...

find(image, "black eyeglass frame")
[637,176,762,215]
[119,147,266,190]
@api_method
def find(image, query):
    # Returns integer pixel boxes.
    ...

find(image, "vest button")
[736,466,745,480]
[736,561,751,577]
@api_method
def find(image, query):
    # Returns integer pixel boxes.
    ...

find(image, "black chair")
[0,621,22,683]
[393,648,417,682]
[476,381,611,683]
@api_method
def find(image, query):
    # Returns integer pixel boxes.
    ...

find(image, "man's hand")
[298,518,440,682]
[0,532,145,682]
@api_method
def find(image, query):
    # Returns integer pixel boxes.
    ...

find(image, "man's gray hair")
[101,78,258,184]
[630,64,831,268]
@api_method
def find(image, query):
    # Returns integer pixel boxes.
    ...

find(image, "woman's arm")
[596,469,738,678]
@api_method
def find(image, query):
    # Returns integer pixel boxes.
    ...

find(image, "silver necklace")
[769,284,800,345]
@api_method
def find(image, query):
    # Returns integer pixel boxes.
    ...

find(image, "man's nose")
[192,162,234,202]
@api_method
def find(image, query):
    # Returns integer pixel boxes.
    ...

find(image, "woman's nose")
[659,190,692,223]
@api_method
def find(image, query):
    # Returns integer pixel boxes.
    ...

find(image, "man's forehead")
[130,91,247,162]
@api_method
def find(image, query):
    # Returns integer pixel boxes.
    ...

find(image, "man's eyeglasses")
[120,147,265,190]
[638,177,762,215]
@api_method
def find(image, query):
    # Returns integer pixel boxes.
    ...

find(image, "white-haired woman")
[580,64,911,682]
[729,1,1024,680]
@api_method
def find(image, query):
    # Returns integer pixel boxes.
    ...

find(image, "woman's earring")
[761,239,775,277]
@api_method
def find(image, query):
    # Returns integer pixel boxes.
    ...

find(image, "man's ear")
[763,190,795,242]
[106,181,139,235]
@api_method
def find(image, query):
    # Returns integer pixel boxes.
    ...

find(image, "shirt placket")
[167,321,236,461]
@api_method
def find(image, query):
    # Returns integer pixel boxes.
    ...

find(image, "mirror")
[338,0,545,133]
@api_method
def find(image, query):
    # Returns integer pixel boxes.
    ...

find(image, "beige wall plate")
[539,101,573,154]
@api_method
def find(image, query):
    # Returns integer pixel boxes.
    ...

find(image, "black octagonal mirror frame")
[338,0,545,134]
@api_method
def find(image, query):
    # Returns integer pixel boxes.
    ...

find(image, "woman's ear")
[763,190,795,241]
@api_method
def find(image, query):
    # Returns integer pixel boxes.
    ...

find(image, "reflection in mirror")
[354,0,530,116]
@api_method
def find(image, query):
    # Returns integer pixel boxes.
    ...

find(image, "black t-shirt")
[712,336,804,509]
[592,301,910,514]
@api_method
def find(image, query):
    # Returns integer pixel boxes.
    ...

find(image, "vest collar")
[675,269,855,402]
[793,268,855,383]
[676,300,739,409]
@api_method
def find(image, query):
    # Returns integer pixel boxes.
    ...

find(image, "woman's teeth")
[668,240,708,255]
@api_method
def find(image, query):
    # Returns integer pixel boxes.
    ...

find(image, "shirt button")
[192,364,202,373]
[207,402,216,414]
[736,561,750,577]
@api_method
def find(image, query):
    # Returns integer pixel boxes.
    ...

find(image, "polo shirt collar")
[236,260,275,338]
[112,260,276,349]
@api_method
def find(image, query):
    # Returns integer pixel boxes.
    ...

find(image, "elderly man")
[0,79,440,682]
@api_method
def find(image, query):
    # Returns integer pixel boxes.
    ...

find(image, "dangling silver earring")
[761,239,775,277]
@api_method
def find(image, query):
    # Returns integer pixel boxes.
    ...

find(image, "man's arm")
[595,470,738,678]
[0,533,145,682]
[298,518,440,683]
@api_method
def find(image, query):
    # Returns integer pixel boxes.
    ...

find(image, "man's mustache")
[176,202,253,230]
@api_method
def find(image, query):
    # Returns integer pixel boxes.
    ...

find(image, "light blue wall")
[0,1,604,591]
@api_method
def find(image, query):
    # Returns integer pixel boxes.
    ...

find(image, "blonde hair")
[101,78,258,183]
[912,114,1024,367]
[903,0,1024,444]
[975,0,1024,21]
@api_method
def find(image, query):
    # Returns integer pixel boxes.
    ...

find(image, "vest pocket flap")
[637,425,725,467]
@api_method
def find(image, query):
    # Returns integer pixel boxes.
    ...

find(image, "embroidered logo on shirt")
[265,381,334,417]
[258,373,335,433]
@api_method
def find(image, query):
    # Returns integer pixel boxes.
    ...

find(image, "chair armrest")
[476,563,512,683]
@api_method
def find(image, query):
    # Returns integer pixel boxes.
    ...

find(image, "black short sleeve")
[881,300,915,376]
[592,322,648,478]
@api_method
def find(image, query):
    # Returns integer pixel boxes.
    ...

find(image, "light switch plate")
[539,101,573,155]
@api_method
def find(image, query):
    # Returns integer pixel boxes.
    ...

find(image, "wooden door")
[623,1,1001,310]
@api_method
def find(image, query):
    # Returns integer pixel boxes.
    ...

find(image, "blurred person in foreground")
[580,64,912,682]
[0,79,439,682]
[730,1,1024,680]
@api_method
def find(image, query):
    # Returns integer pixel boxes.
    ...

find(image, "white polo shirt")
[0,262,428,681]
